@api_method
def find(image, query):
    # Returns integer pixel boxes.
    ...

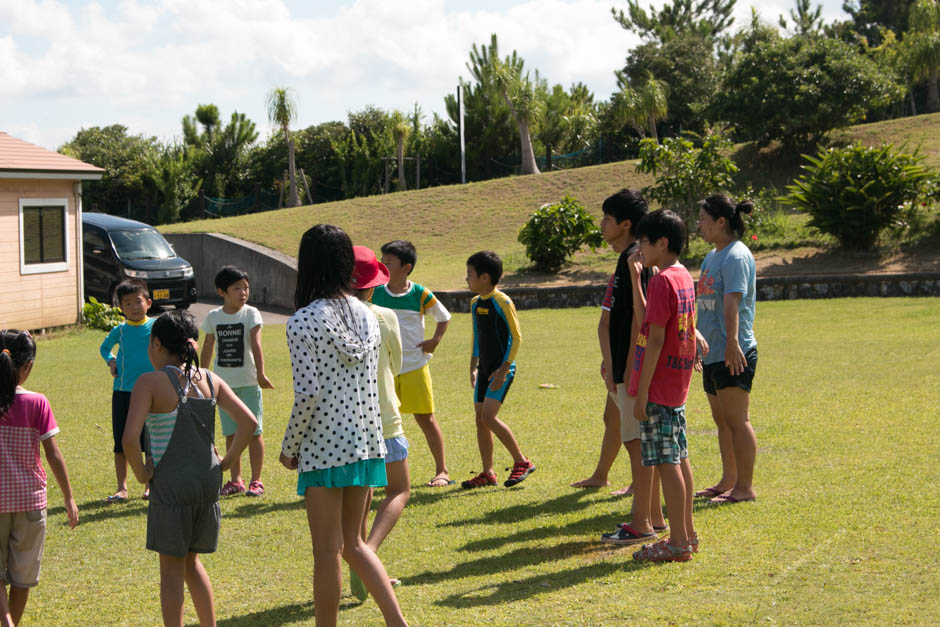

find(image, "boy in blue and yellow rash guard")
[98,279,154,503]
[462,251,535,489]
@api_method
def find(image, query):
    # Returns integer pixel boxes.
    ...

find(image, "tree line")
[59,0,940,224]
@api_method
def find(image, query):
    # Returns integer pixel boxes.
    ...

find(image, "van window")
[110,228,174,260]
[83,229,109,254]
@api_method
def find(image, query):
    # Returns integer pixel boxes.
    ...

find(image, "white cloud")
[0,0,850,149]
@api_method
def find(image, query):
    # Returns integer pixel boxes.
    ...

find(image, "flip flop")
[694,486,728,498]
[426,477,455,487]
[104,494,127,504]
[709,493,756,505]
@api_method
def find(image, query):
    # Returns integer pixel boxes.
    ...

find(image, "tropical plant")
[266,86,300,206]
[614,70,669,142]
[390,110,411,190]
[906,0,940,112]
[535,84,571,170]
[82,297,125,331]
[181,105,258,197]
[779,0,824,34]
[470,34,542,175]
[781,143,934,249]
[612,0,737,44]
[634,129,738,229]
[517,195,604,271]
[712,31,904,147]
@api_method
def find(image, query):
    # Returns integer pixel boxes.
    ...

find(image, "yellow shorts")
[395,364,435,415]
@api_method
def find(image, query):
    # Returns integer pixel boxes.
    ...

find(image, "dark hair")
[295,224,355,310]
[114,279,149,306]
[636,209,687,255]
[0,330,37,417]
[151,311,200,380]
[466,250,503,285]
[601,189,649,236]
[214,265,249,291]
[380,240,417,274]
[700,194,754,239]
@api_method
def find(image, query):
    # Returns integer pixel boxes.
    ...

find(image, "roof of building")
[0,131,104,180]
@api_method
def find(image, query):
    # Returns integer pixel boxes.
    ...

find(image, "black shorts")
[703,348,758,395]
[112,390,148,454]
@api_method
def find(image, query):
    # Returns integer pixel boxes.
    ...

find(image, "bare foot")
[570,477,611,488]
[610,484,634,497]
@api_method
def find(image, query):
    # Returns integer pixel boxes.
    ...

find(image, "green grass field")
[24,297,940,625]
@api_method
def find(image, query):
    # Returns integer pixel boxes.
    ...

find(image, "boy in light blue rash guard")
[99,279,154,503]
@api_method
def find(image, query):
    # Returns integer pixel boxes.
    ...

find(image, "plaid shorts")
[640,402,688,466]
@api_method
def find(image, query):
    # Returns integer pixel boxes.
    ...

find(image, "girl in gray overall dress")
[123,311,257,627]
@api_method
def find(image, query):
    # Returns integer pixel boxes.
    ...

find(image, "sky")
[1,0,849,151]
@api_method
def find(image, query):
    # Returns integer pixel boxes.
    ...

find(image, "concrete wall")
[164,233,297,310]
[164,232,940,313]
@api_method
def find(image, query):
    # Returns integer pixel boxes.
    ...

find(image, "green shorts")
[640,402,688,466]
[296,458,387,493]
[219,385,263,437]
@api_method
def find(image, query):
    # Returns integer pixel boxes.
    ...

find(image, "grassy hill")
[162,113,940,290]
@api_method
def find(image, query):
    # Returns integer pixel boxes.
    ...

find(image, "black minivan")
[82,213,197,309]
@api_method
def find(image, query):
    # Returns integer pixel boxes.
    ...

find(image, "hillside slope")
[162,113,940,290]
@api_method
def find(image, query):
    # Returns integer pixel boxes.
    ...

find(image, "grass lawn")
[26,297,940,625]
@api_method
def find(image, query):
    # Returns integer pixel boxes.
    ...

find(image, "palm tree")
[615,71,669,142]
[266,87,300,206]
[908,0,940,112]
[471,34,541,175]
[390,111,410,190]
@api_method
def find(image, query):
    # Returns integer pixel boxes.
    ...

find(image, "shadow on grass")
[433,558,650,608]
[223,498,306,518]
[48,498,148,525]
[450,490,729,553]
[441,489,597,527]
[409,539,610,588]
[214,601,315,626]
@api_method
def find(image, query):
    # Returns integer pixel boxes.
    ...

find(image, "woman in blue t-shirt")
[694,194,758,504]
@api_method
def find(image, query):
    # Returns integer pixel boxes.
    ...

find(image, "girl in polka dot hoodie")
[279,224,407,627]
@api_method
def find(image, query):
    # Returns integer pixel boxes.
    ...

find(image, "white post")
[74,181,84,324]
[458,81,466,184]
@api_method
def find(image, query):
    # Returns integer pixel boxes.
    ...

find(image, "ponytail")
[701,194,753,239]
[150,311,201,380]
[0,330,37,417]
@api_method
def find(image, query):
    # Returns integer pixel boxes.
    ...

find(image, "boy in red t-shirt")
[628,209,706,562]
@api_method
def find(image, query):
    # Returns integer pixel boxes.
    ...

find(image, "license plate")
[153,289,170,300]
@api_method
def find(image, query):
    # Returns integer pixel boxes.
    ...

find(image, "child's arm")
[386,312,403,377]
[200,333,215,371]
[100,327,119,377]
[489,296,521,390]
[633,323,665,422]
[628,250,648,332]
[214,374,259,470]
[41,436,78,528]
[123,376,154,485]
[418,320,449,354]
[722,292,746,375]
[249,325,274,389]
[418,295,451,354]
[597,309,615,394]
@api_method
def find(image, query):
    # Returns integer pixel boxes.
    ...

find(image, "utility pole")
[458,80,466,184]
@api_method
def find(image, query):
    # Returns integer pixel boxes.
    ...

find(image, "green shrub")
[83,297,125,331]
[518,194,604,272]
[782,143,934,249]
[635,130,738,231]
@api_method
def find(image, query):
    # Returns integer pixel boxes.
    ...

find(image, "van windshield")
[110,229,175,260]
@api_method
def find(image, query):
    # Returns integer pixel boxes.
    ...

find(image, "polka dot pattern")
[281,296,386,472]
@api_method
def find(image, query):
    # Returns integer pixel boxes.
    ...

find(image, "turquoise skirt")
[297,458,387,494]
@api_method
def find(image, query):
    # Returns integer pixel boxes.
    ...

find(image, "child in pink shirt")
[0,330,78,626]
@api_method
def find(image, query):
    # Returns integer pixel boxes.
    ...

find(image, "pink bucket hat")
[352,246,390,290]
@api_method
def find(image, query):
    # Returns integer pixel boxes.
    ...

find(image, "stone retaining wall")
[163,232,939,313]
[435,272,940,313]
